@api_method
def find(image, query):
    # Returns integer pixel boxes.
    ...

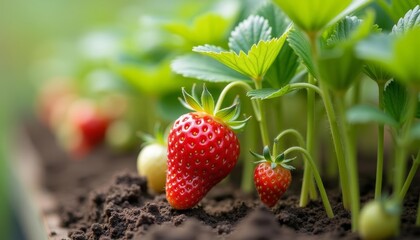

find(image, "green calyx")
[138,123,168,147]
[250,146,295,170]
[179,84,249,131]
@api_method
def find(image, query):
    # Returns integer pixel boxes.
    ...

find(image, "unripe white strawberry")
[137,143,167,193]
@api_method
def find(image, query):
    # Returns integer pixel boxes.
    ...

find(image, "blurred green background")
[0,0,219,238]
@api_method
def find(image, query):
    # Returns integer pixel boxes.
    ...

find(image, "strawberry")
[166,85,248,209]
[137,125,168,194]
[252,146,293,208]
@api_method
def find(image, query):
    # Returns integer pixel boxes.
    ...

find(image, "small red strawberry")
[252,146,293,208]
[166,85,248,209]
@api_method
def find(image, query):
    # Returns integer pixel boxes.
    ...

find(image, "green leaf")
[356,33,395,62]
[391,28,420,85]
[326,16,363,47]
[164,13,232,46]
[171,54,250,82]
[112,60,184,95]
[181,88,203,112]
[201,85,215,113]
[346,105,399,127]
[288,28,317,78]
[318,47,363,92]
[228,15,272,54]
[392,5,420,35]
[417,101,420,118]
[247,85,292,100]
[363,63,393,83]
[329,0,374,27]
[255,3,299,87]
[357,29,420,86]
[383,80,408,124]
[255,2,291,37]
[194,33,288,80]
[378,0,420,22]
[273,0,352,32]
[265,43,299,88]
[215,101,239,120]
[411,122,420,139]
[326,12,377,48]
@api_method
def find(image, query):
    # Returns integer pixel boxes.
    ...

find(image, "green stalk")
[375,82,386,200]
[213,81,260,193]
[254,79,270,147]
[272,100,284,149]
[214,81,255,113]
[393,88,418,194]
[214,80,269,147]
[320,82,350,209]
[398,151,420,201]
[273,129,306,155]
[301,73,317,206]
[284,146,334,218]
[241,116,258,193]
[336,95,360,232]
[307,32,350,209]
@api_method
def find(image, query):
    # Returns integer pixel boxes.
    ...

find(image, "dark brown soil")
[24,119,420,239]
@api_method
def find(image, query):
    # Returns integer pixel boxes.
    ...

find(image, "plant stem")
[320,82,350,209]
[213,81,265,193]
[336,95,360,232]
[398,151,420,201]
[214,81,256,113]
[375,82,386,200]
[306,31,350,209]
[241,116,258,193]
[289,83,323,95]
[284,146,334,218]
[273,129,306,154]
[301,74,317,206]
[254,79,270,147]
[393,88,418,194]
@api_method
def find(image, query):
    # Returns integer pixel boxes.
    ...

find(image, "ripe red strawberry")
[252,146,293,208]
[166,85,248,209]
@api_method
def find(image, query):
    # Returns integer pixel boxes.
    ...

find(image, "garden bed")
[20,118,420,239]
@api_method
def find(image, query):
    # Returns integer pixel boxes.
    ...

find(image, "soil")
[24,118,420,239]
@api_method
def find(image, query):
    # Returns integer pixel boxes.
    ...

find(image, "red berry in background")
[67,99,110,146]
[254,162,292,208]
[252,146,293,208]
[37,78,76,126]
[166,86,248,210]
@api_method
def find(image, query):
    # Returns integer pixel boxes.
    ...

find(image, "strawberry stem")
[272,124,316,207]
[375,81,386,200]
[336,94,360,231]
[398,151,420,201]
[284,146,334,218]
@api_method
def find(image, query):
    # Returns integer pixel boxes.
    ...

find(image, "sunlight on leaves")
[228,15,272,54]
[378,0,420,22]
[392,5,420,35]
[255,2,291,37]
[194,32,289,81]
[171,54,250,82]
[164,13,232,46]
[273,0,359,32]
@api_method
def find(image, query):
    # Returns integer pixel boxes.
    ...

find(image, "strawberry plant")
[251,146,294,208]
[137,125,168,194]
[166,85,247,209]
[170,0,420,237]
